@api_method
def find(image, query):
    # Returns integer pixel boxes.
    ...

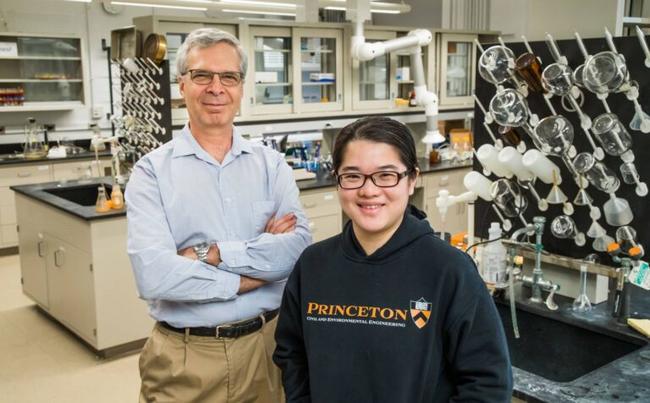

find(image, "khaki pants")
[139,317,283,403]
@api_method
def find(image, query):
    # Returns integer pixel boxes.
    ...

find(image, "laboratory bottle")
[23,117,48,159]
[482,222,507,287]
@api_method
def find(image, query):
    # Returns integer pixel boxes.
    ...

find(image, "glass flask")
[23,117,48,159]
[550,215,586,246]
[592,114,634,160]
[95,186,111,213]
[583,51,628,96]
[489,89,529,127]
[490,179,528,218]
[110,183,124,210]
[534,115,576,157]
[515,53,544,92]
[478,45,515,85]
[573,152,620,194]
[541,63,574,96]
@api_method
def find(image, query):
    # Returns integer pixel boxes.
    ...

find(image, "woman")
[273,116,512,402]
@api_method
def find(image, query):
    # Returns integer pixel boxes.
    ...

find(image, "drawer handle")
[324,194,334,201]
[54,247,65,268]
[303,202,317,209]
[17,172,32,178]
[37,240,46,257]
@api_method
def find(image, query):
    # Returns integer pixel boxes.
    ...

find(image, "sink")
[44,184,113,206]
[495,302,645,382]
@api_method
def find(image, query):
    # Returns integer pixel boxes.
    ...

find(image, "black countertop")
[10,159,472,221]
[12,177,124,221]
[297,158,472,191]
[498,284,650,402]
[0,150,111,166]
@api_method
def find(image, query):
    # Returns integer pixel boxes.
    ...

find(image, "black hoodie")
[273,208,512,403]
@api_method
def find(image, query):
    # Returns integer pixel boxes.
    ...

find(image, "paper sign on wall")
[0,42,18,57]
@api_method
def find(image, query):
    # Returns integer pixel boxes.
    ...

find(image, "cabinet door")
[352,30,397,111]
[18,225,48,308]
[0,34,84,109]
[45,233,96,342]
[249,27,293,115]
[308,215,341,243]
[293,28,343,113]
[438,34,476,107]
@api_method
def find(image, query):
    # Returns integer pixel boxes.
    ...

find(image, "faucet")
[609,243,644,324]
[507,217,561,311]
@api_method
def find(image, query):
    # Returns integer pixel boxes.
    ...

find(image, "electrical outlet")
[91,106,103,120]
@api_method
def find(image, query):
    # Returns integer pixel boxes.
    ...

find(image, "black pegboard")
[473,35,650,263]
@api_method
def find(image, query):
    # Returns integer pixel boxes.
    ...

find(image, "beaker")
[490,179,528,218]
[573,152,620,194]
[592,114,634,161]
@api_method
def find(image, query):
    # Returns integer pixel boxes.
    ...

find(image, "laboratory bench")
[496,284,650,403]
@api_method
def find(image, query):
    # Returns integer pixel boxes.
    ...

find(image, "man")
[125,28,311,403]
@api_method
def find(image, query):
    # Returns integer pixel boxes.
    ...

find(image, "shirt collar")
[172,124,252,160]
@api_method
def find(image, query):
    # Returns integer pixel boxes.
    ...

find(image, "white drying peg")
[635,26,650,68]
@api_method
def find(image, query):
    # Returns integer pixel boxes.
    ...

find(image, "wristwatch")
[193,242,211,263]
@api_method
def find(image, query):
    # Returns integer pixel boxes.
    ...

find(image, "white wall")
[490,0,619,41]
[0,0,210,134]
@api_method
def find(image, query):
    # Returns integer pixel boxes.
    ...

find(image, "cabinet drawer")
[0,164,51,186]
[300,190,339,218]
[308,214,341,243]
[51,160,107,182]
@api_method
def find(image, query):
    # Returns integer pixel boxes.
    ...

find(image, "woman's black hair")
[332,116,419,178]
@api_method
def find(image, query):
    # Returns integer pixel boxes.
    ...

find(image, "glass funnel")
[478,45,515,85]
[551,215,586,246]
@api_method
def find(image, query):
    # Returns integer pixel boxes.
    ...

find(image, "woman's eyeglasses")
[336,170,411,190]
[184,69,243,86]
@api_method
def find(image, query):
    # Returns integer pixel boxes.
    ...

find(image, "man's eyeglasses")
[183,69,243,86]
[336,170,411,190]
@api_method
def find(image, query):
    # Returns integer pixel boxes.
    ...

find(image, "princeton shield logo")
[410,298,432,329]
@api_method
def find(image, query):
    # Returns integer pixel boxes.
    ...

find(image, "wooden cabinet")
[299,187,342,243]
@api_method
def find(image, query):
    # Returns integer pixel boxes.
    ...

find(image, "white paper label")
[629,260,650,290]
[0,42,18,57]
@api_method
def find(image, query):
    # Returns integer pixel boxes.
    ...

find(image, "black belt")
[160,309,279,339]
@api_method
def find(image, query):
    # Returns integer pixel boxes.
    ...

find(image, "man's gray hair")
[175,28,248,80]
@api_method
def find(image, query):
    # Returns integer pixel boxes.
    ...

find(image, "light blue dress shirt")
[125,125,311,327]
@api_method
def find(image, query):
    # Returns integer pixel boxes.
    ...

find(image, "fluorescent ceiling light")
[220,0,297,8]
[64,0,92,2]
[324,6,346,11]
[222,8,296,16]
[112,1,208,10]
